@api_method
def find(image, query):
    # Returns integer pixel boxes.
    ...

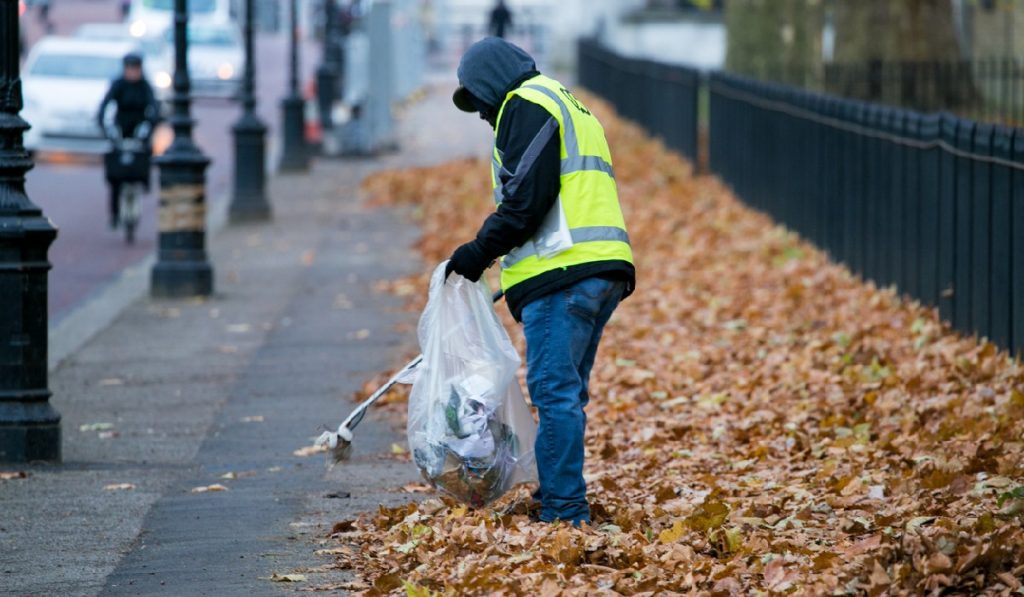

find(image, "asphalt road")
[19,0,316,323]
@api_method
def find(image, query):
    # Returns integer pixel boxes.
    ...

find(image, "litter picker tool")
[316,288,504,464]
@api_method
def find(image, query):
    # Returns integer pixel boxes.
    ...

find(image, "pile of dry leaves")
[323,95,1024,595]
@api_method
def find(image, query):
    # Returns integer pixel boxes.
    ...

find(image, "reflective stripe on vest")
[521,84,615,177]
[502,225,631,268]
[492,86,615,205]
[491,146,507,204]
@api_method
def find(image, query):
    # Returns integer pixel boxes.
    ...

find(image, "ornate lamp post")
[229,0,271,222]
[151,0,214,298]
[278,0,309,172]
[0,0,60,462]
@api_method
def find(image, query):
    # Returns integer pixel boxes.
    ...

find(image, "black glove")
[445,242,490,282]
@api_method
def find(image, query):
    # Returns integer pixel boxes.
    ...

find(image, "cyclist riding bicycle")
[97,53,159,232]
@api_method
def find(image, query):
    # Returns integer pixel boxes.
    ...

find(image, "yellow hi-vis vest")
[492,74,633,293]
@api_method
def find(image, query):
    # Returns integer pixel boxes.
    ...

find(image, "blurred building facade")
[427,0,645,68]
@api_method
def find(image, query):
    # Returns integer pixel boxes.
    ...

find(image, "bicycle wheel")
[120,184,137,244]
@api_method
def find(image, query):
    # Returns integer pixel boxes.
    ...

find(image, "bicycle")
[105,130,151,244]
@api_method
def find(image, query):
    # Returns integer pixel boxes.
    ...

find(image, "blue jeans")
[521,276,626,524]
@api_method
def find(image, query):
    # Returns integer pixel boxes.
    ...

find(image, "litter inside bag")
[405,263,537,508]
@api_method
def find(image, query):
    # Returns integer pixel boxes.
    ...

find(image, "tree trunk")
[833,0,962,63]
[724,0,824,86]
[962,0,1022,121]
[830,0,973,110]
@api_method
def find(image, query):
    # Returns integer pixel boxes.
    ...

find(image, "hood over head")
[453,37,538,114]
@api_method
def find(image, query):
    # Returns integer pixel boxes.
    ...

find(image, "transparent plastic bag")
[406,263,537,508]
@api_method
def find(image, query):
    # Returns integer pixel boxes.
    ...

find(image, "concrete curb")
[48,136,281,373]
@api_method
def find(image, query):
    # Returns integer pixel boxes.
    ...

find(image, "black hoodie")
[452,38,635,321]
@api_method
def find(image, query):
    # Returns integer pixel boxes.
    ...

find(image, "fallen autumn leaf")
[293,444,327,457]
[269,573,306,583]
[104,483,135,491]
[311,92,1024,595]
[190,484,228,493]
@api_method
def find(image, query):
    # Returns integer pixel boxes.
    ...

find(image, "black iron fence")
[577,38,701,163]
[708,71,1024,355]
[576,40,1024,356]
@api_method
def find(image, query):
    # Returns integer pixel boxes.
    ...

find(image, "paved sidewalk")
[0,78,491,596]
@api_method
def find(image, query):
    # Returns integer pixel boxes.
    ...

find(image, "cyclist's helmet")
[123,53,143,67]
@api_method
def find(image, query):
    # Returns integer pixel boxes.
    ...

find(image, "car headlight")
[217,63,234,80]
[154,71,172,89]
[130,20,147,37]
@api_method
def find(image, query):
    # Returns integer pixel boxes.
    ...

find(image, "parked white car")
[22,37,139,155]
[75,23,167,86]
[151,23,243,99]
[126,0,234,40]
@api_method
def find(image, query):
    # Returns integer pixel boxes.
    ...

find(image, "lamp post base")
[0,425,61,463]
[0,214,60,464]
[315,65,337,148]
[229,114,272,224]
[279,95,309,172]
[151,259,214,298]
[229,200,272,223]
[0,402,61,462]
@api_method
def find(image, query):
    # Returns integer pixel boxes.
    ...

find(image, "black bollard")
[315,0,338,143]
[278,0,309,172]
[151,0,214,298]
[0,1,61,462]
[229,0,271,223]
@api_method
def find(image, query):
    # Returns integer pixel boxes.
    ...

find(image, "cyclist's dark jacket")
[96,78,159,136]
